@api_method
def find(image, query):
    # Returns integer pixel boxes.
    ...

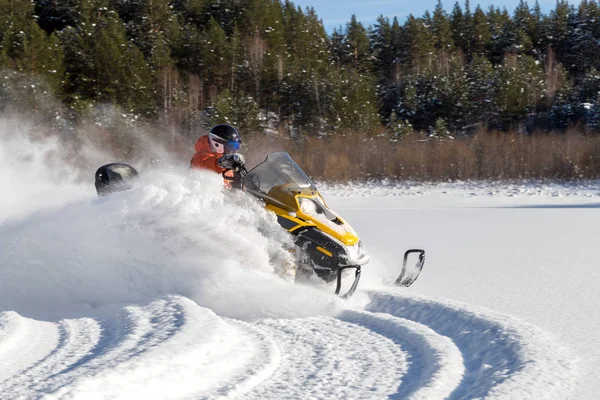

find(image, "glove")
[217,153,245,170]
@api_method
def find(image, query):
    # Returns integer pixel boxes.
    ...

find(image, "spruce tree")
[451,2,467,54]
[327,69,379,133]
[58,1,153,115]
[34,0,80,34]
[404,15,435,73]
[0,0,65,93]
[494,54,544,126]
[466,54,495,125]
[471,6,490,56]
[345,15,371,73]
[433,1,454,52]
[200,18,231,100]
[371,16,394,83]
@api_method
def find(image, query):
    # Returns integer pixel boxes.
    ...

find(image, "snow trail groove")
[245,316,410,399]
[0,291,577,399]
[339,310,464,399]
[366,291,578,399]
[0,317,100,397]
[0,312,59,384]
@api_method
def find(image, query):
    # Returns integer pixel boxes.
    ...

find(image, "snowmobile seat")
[95,163,139,196]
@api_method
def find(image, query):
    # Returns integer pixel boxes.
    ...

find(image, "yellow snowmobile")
[94,153,425,298]
[238,152,425,298]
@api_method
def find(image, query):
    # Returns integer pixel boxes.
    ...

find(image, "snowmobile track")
[339,310,464,399]
[0,317,100,397]
[0,291,578,399]
[245,315,410,399]
[366,291,578,399]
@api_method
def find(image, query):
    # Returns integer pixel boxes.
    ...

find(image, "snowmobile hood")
[243,152,360,246]
[263,191,360,247]
[294,194,359,246]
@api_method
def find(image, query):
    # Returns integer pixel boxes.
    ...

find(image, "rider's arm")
[190,151,227,173]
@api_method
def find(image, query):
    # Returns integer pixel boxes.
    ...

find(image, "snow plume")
[0,114,343,322]
[0,111,191,219]
[0,118,89,223]
[0,161,339,323]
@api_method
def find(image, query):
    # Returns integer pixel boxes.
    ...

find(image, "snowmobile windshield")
[243,152,316,209]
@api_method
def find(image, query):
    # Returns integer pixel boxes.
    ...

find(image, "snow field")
[0,292,576,399]
[339,310,465,399]
[366,292,577,399]
[0,129,595,399]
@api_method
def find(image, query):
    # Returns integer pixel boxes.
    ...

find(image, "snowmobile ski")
[395,249,426,287]
[335,265,362,299]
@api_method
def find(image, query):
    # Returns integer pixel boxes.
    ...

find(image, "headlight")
[299,197,318,215]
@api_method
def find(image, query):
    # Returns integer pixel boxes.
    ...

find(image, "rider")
[190,124,245,186]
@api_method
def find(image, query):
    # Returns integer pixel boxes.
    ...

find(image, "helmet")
[208,124,241,154]
[95,163,139,196]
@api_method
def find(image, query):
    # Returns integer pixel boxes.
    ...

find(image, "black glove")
[217,153,245,170]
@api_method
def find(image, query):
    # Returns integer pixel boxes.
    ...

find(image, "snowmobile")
[234,152,426,298]
[94,154,425,298]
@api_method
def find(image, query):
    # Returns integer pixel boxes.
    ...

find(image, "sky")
[292,0,563,33]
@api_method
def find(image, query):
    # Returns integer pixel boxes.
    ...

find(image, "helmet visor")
[226,140,241,152]
[213,137,241,153]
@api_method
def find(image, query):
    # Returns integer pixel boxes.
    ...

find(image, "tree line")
[1,0,600,138]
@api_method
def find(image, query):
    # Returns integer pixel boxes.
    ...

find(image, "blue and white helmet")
[208,124,242,154]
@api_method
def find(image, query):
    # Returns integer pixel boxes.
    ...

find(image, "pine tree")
[433,1,454,52]
[562,1,599,75]
[494,54,544,126]
[471,6,490,56]
[404,15,435,73]
[21,24,65,93]
[450,1,470,56]
[345,15,371,73]
[432,0,454,75]
[327,69,380,133]
[172,0,206,26]
[330,28,345,70]
[441,58,470,129]
[110,0,178,61]
[530,0,544,53]
[35,0,80,34]
[371,16,393,81]
[200,18,231,102]
[466,54,495,125]
[202,0,246,35]
[390,17,404,82]
[372,15,403,124]
[58,1,154,114]
[0,0,66,92]
[550,84,577,129]
[210,89,261,133]
[432,117,452,138]
[487,7,519,64]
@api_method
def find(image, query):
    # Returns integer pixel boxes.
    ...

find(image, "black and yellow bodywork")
[241,153,369,297]
[94,153,424,297]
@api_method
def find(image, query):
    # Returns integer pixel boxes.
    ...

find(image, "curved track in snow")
[0,290,577,400]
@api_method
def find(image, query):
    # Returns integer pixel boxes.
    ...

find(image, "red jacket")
[190,135,234,184]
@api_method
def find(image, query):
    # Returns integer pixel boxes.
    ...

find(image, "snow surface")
[1,128,598,399]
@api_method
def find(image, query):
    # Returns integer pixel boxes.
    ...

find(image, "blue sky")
[292,0,563,33]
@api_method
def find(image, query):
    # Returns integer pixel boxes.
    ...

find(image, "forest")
[1,0,600,180]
